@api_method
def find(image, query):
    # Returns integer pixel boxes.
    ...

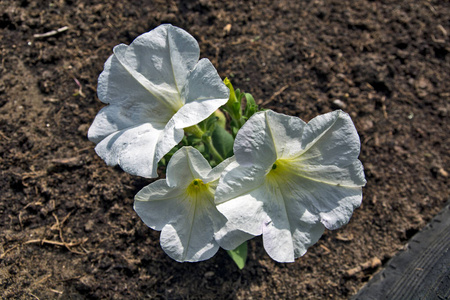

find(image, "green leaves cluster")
[223,78,259,137]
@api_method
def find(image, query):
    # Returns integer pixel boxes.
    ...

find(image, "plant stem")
[184,124,204,139]
[204,135,224,163]
[184,124,225,164]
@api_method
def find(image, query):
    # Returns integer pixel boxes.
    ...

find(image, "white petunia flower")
[88,24,229,178]
[134,146,233,262]
[215,110,366,263]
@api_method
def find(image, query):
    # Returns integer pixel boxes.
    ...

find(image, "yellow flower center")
[186,179,213,207]
[268,159,292,178]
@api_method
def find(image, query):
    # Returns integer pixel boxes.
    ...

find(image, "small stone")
[84,219,95,232]
[78,124,90,136]
[332,99,347,109]
[438,168,448,177]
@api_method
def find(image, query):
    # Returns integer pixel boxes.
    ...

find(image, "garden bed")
[1,0,448,298]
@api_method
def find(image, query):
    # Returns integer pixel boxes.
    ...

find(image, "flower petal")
[165,146,212,188]
[215,160,267,204]
[298,110,363,168]
[89,58,172,144]
[173,58,230,129]
[292,160,366,187]
[262,188,325,262]
[160,198,222,262]
[154,119,185,171]
[284,175,363,230]
[232,112,277,167]
[214,221,255,251]
[135,146,228,262]
[233,110,306,167]
[93,122,163,178]
[205,156,236,185]
[216,109,365,262]
[99,24,200,110]
[134,180,186,230]
[216,183,268,237]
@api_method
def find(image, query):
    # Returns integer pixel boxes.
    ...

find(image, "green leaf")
[244,93,258,119]
[227,242,248,270]
[211,126,234,159]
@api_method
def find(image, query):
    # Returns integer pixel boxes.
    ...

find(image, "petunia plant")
[88,24,366,269]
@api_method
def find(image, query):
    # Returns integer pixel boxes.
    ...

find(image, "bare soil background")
[0,0,449,299]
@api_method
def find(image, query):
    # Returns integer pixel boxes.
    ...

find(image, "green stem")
[184,124,204,139]
[184,124,224,164]
[204,135,224,163]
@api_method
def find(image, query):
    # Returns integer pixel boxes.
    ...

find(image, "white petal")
[263,110,306,159]
[292,160,366,187]
[262,192,325,262]
[96,48,177,121]
[160,195,222,262]
[165,146,212,188]
[217,171,325,261]
[134,180,186,230]
[216,184,268,237]
[99,25,200,111]
[205,156,236,185]
[284,175,363,230]
[214,221,255,250]
[232,112,277,167]
[154,119,185,169]
[215,160,267,204]
[135,146,230,262]
[299,110,363,167]
[87,103,166,144]
[233,110,306,168]
[127,24,200,95]
[173,59,229,129]
[93,123,163,178]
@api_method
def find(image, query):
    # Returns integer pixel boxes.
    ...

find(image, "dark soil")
[1,0,448,299]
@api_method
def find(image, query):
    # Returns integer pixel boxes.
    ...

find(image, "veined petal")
[134,180,186,231]
[160,197,223,262]
[94,123,163,178]
[99,24,200,111]
[87,102,167,144]
[174,59,229,129]
[261,182,325,262]
[291,160,366,187]
[232,112,277,167]
[233,110,306,167]
[262,110,306,159]
[283,174,363,230]
[297,110,363,167]
[215,160,267,204]
[97,44,178,122]
[216,183,268,237]
[165,146,212,188]
[112,44,183,112]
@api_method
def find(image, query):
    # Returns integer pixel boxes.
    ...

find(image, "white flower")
[215,110,366,262]
[134,146,233,262]
[88,24,229,178]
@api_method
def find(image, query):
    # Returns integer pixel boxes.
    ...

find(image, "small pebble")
[332,99,347,109]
